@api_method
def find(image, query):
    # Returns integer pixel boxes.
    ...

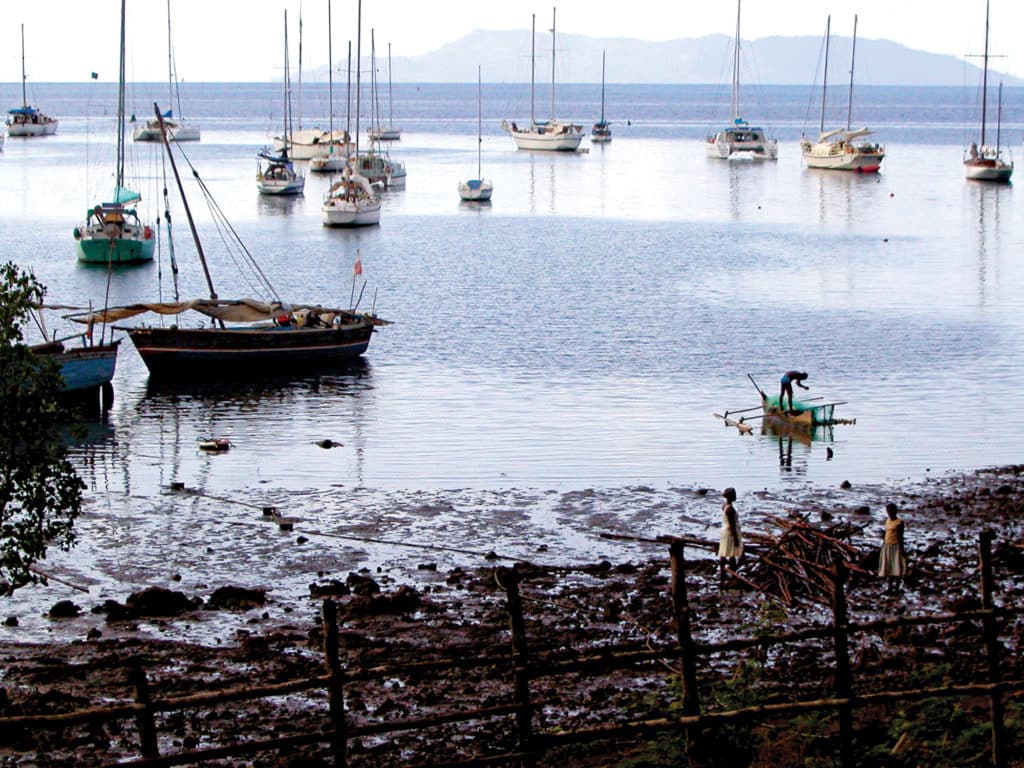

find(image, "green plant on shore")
[0,262,84,595]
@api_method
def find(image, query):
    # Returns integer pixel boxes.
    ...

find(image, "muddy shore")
[1,466,1023,766]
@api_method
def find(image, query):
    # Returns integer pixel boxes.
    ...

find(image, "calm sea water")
[1,83,1022,640]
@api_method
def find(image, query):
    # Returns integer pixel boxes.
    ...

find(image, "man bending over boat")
[779,371,809,412]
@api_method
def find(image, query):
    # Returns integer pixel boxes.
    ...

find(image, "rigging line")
[171,142,280,299]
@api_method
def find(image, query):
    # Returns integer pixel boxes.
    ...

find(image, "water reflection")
[968,182,1006,309]
[805,169,883,226]
[101,362,379,495]
[459,199,493,212]
[762,423,835,476]
[257,193,306,217]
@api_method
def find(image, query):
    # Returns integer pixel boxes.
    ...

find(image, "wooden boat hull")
[964,158,1013,182]
[501,120,584,151]
[126,323,375,377]
[32,340,120,392]
[801,140,884,172]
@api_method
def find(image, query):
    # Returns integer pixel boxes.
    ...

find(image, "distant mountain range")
[316,30,1022,87]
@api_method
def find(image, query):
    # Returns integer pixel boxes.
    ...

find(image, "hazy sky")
[4,0,1022,82]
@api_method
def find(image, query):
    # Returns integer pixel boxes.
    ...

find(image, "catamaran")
[705,0,776,160]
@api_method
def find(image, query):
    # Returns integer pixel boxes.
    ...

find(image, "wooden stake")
[979,530,1007,768]
[323,599,348,767]
[128,662,159,759]
[500,567,534,750]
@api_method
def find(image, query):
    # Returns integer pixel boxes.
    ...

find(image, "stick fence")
[2,532,1020,767]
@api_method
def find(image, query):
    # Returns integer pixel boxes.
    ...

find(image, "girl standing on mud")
[718,487,743,582]
[878,502,908,594]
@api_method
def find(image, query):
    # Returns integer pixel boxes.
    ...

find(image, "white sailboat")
[368,42,402,141]
[705,0,775,160]
[309,0,348,173]
[800,15,884,172]
[963,0,1013,182]
[6,24,59,137]
[459,66,494,201]
[590,50,611,143]
[133,0,199,142]
[322,0,381,227]
[258,11,305,196]
[353,30,406,189]
[500,8,584,151]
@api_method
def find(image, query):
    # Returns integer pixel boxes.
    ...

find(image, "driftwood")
[740,511,867,605]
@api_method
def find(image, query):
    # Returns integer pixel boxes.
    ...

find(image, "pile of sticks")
[735,512,868,605]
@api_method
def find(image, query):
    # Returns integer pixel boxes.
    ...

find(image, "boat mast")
[530,14,536,125]
[846,15,858,131]
[355,0,362,158]
[298,6,303,131]
[980,0,990,146]
[995,81,1002,155]
[819,15,830,135]
[371,30,379,138]
[346,40,352,146]
[387,42,394,129]
[116,0,127,190]
[600,50,606,123]
[327,0,334,153]
[165,0,174,115]
[20,24,28,108]
[731,0,741,122]
[154,104,217,302]
[477,65,483,178]
[550,7,556,123]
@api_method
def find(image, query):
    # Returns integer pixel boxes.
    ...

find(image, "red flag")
[353,257,363,276]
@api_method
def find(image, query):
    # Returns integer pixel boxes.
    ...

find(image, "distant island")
[311,30,1022,87]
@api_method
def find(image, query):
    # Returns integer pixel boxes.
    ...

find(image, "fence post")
[668,541,701,717]
[322,599,348,768]
[830,561,853,768]
[979,530,1007,768]
[128,662,159,759]
[501,566,534,750]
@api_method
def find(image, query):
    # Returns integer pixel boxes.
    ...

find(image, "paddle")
[747,373,767,400]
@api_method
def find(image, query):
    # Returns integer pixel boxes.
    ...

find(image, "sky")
[3,0,1022,82]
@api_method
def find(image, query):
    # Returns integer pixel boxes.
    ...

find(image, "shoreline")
[1,465,1022,764]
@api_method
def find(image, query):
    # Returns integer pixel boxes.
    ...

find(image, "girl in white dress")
[718,487,743,581]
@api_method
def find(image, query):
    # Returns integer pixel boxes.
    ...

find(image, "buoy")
[198,438,231,452]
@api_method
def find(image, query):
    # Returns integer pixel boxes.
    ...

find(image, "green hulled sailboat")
[74,0,155,264]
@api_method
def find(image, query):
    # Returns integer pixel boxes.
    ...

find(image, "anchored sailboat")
[963,0,1013,182]
[6,24,58,137]
[74,0,155,264]
[309,0,348,173]
[459,66,494,201]
[800,15,885,172]
[258,10,305,196]
[322,0,381,227]
[705,0,776,160]
[72,105,389,378]
[591,50,611,143]
[133,0,199,142]
[368,42,402,141]
[501,8,584,151]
